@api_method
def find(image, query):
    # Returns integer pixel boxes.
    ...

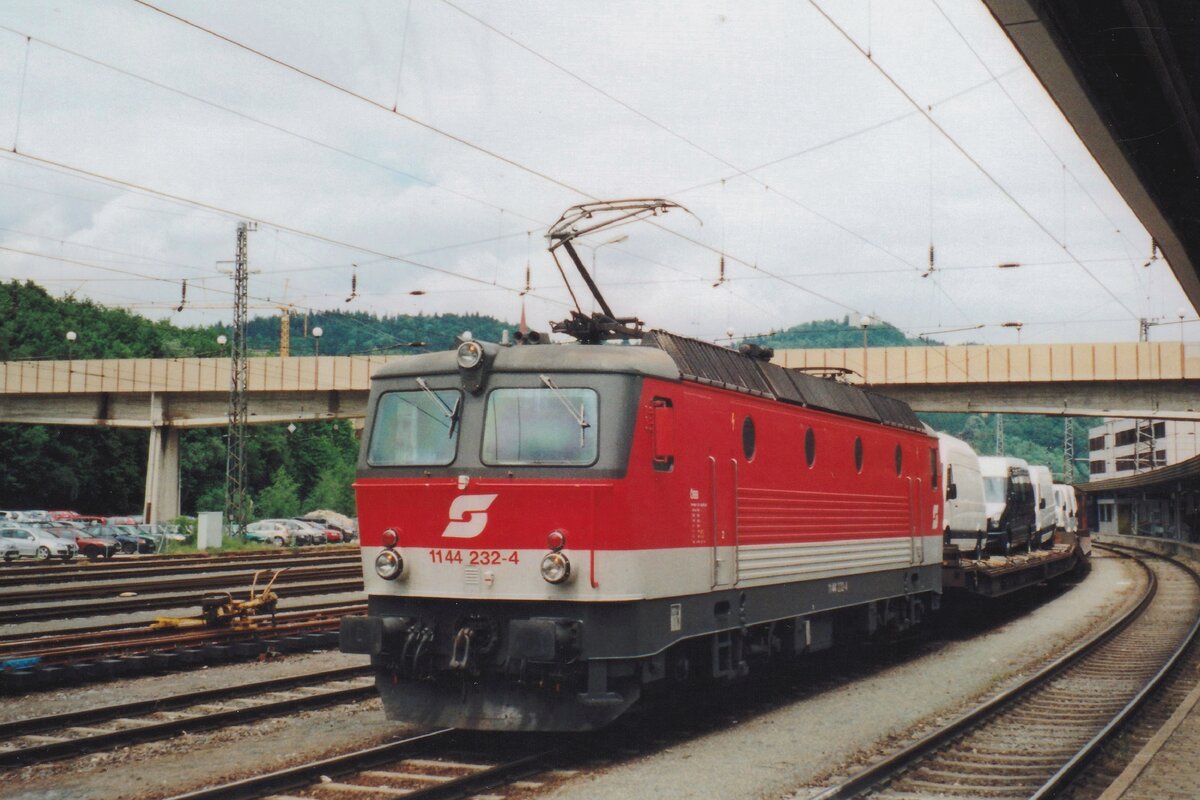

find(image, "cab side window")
[652,397,674,471]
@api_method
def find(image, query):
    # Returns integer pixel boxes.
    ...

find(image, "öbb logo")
[441,494,499,538]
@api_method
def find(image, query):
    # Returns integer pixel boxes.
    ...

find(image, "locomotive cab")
[344,340,679,730]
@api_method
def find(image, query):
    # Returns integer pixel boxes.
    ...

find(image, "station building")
[1088,419,1200,478]
[1082,452,1200,542]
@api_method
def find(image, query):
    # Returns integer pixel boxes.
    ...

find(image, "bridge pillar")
[143,425,180,523]
[143,393,180,523]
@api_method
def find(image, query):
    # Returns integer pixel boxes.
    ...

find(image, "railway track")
[1057,543,1200,800]
[0,598,363,644]
[0,563,362,607]
[806,545,1200,799]
[0,576,365,624]
[0,544,355,570]
[0,665,375,768]
[164,730,572,800]
[0,551,358,588]
[0,603,365,663]
[0,605,367,693]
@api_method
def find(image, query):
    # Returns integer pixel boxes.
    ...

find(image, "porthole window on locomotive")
[894,444,903,476]
[854,437,863,473]
[742,416,756,460]
[804,428,816,467]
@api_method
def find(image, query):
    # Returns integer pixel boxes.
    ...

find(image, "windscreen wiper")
[415,377,461,436]
[539,374,590,447]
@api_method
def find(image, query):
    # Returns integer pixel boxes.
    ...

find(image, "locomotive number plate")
[428,549,519,565]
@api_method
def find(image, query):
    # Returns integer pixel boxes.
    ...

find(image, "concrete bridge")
[776,341,1200,421]
[2,341,1198,522]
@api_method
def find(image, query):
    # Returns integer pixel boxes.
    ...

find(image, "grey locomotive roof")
[372,342,680,380]
[372,330,925,434]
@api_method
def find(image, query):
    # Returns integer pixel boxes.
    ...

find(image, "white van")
[936,433,986,556]
[1053,483,1078,534]
[1028,466,1057,546]
[978,456,1036,554]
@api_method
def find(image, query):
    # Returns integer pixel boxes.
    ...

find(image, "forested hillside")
[0,281,512,516]
[753,319,1090,482]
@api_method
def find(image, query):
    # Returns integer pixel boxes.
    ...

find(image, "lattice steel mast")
[1063,417,1075,483]
[224,221,255,537]
[995,413,1005,455]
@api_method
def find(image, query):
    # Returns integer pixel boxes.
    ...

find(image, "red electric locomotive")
[341,201,944,731]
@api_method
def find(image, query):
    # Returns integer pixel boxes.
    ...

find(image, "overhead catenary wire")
[125,1,874,318]
[4,5,1168,342]
[0,147,568,307]
[807,0,1142,321]
[128,0,589,200]
[0,24,544,228]
[0,20,805,321]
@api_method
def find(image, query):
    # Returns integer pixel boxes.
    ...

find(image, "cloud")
[0,0,1188,346]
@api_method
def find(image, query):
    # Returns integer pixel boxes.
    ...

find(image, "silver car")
[0,525,78,561]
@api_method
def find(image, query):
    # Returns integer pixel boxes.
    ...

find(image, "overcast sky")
[0,0,1192,348]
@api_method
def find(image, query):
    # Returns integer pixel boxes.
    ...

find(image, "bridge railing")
[775,342,1200,385]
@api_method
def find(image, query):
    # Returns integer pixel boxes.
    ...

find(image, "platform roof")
[983,0,1200,312]
[1081,452,1200,493]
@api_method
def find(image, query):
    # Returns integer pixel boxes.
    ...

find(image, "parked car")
[46,526,119,559]
[300,511,357,542]
[245,520,298,546]
[0,525,78,561]
[254,518,330,545]
[84,525,154,554]
[23,521,120,560]
[291,518,342,543]
[0,539,17,561]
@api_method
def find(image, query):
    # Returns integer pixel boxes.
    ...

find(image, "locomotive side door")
[708,432,737,588]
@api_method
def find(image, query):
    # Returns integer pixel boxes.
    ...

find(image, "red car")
[37,525,118,560]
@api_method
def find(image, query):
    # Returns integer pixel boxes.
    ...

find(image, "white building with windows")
[1088,419,1200,479]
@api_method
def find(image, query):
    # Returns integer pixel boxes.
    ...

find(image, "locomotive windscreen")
[367,389,462,466]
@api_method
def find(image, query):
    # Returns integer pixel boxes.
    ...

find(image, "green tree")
[255,468,301,519]
[303,460,357,516]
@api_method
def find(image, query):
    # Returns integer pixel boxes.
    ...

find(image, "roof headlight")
[374,549,404,580]
[540,551,571,584]
[457,341,484,369]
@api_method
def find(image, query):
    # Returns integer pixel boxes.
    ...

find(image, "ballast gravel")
[1,556,1139,800]
[542,555,1141,800]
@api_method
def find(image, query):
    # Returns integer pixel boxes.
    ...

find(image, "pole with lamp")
[216,334,227,355]
[582,234,628,313]
[65,331,77,389]
[1002,321,1024,344]
[312,326,323,390]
